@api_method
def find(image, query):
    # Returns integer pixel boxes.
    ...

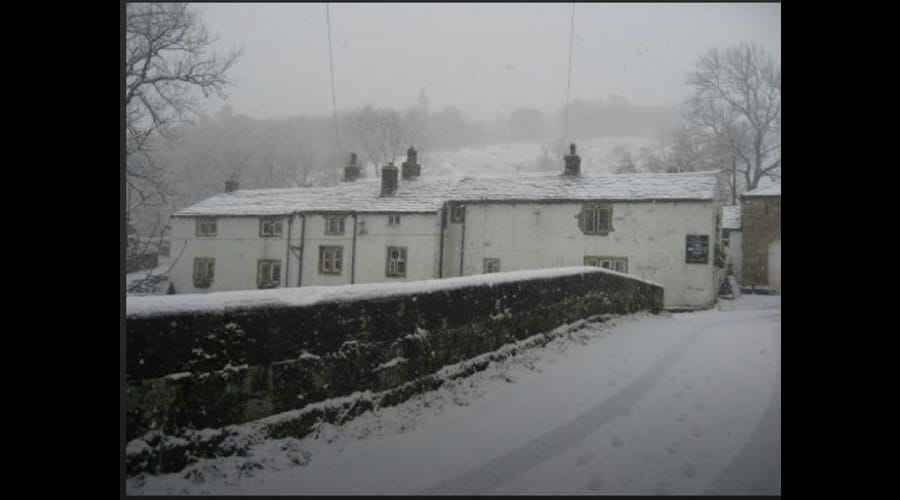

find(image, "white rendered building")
[168,146,725,308]
[721,205,743,284]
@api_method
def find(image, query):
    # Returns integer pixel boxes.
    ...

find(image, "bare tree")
[633,126,713,174]
[684,42,781,191]
[403,106,428,155]
[276,117,338,187]
[125,3,242,228]
[613,151,637,174]
[508,108,546,141]
[216,107,261,184]
[342,106,382,176]
[343,106,419,175]
[535,138,566,172]
[374,107,414,167]
[636,145,663,174]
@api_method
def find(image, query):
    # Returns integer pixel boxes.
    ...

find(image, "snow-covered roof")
[742,176,781,198]
[449,172,720,203]
[173,172,720,217]
[174,178,459,216]
[721,205,741,230]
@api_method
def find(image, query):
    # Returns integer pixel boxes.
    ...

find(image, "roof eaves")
[448,197,716,204]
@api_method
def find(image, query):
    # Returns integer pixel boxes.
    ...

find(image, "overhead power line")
[563,3,575,146]
[326,3,342,150]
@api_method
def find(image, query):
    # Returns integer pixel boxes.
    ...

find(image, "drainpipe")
[732,155,737,205]
[438,205,446,278]
[284,212,294,287]
[351,213,358,284]
[297,214,306,286]
[459,205,466,277]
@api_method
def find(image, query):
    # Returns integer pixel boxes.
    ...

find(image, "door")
[767,239,781,292]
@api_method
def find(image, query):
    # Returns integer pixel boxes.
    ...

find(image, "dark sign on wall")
[686,235,709,264]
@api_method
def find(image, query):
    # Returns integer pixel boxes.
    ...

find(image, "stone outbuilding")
[740,177,781,291]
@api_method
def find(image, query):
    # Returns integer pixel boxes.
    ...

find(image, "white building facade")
[443,200,721,307]
[721,205,743,284]
[168,148,725,308]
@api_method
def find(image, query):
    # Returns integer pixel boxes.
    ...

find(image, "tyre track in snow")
[419,313,771,495]
[704,325,781,495]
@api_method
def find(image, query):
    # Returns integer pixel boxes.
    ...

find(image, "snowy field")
[127,294,780,495]
[416,137,656,178]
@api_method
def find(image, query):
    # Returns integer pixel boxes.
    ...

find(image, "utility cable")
[326,3,342,150]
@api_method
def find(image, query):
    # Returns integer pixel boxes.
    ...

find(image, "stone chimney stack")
[402,145,421,180]
[225,178,239,193]
[381,162,399,197]
[563,143,581,177]
[344,152,361,181]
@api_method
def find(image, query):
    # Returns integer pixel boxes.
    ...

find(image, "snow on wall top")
[742,176,781,197]
[173,172,719,217]
[126,266,662,318]
[721,205,742,230]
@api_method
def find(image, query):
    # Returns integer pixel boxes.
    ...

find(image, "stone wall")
[126,268,663,442]
[741,196,781,287]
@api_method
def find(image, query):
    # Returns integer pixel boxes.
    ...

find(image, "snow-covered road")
[127,295,781,495]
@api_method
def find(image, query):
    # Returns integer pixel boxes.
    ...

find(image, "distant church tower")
[416,87,429,151]
[417,87,429,118]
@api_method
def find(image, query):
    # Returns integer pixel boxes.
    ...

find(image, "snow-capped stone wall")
[126,267,663,442]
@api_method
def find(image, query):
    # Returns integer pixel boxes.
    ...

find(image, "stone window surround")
[325,215,346,235]
[483,258,501,273]
[451,204,465,223]
[319,245,343,275]
[193,257,215,287]
[257,259,282,289]
[259,218,284,238]
[386,246,408,277]
[584,255,628,273]
[195,218,217,237]
[579,204,613,235]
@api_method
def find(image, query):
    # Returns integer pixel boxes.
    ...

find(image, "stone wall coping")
[126,266,663,318]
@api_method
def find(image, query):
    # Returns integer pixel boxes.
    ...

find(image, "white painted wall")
[767,239,781,292]
[443,206,463,278]
[169,215,303,295]
[169,213,442,294]
[298,214,354,287]
[442,201,720,308]
[725,230,743,284]
[169,201,721,308]
[297,213,442,286]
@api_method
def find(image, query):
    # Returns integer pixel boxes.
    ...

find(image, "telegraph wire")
[326,3,342,150]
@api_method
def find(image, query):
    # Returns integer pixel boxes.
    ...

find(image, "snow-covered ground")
[418,137,656,178]
[126,294,780,495]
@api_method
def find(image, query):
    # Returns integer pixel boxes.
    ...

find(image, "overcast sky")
[193,2,780,121]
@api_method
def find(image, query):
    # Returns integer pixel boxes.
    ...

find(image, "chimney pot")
[563,143,581,176]
[344,152,361,181]
[381,163,399,196]
[402,145,421,180]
